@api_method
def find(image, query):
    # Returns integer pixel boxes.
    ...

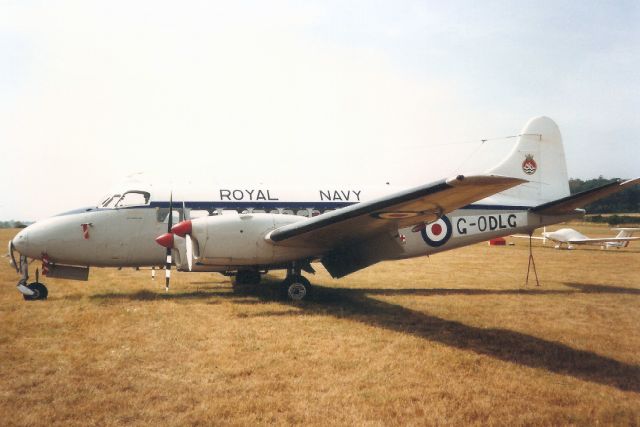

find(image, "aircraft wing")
[532,178,640,215]
[566,237,640,245]
[268,175,526,249]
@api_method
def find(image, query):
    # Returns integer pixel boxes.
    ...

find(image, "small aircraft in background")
[514,227,640,250]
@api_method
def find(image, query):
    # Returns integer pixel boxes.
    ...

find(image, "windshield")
[99,191,150,208]
[100,194,121,208]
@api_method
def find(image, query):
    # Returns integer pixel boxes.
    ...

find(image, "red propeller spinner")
[171,220,192,237]
[155,232,174,249]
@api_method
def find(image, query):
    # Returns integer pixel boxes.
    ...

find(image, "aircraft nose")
[12,228,29,255]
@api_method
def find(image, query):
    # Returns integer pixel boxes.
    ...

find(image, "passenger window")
[281,209,294,215]
[296,210,310,217]
[311,210,321,217]
[156,208,183,223]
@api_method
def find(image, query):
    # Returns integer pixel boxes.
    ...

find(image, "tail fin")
[613,228,640,238]
[488,116,570,204]
[611,229,640,248]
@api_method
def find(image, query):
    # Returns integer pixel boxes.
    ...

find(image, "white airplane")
[8,116,639,301]
[533,227,640,250]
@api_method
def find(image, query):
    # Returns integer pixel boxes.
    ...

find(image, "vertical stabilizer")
[613,228,640,238]
[613,228,640,247]
[488,116,570,204]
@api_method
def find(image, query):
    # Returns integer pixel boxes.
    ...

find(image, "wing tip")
[621,177,640,186]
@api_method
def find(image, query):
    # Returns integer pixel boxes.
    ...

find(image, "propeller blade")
[167,192,174,231]
[185,234,193,272]
[165,191,173,291]
[182,200,193,272]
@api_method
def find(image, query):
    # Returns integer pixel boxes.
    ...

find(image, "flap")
[267,174,526,249]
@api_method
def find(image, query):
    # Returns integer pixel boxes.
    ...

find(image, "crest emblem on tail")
[522,154,537,175]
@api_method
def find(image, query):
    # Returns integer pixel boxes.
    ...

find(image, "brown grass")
[1,224,639,426]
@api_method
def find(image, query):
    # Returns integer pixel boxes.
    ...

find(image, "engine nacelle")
[187,213,316,267]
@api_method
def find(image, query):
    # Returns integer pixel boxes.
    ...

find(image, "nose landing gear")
[22,282,48,301]
[15,255,48,301]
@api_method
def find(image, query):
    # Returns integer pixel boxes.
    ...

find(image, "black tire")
[282,275,311,301]
[23,282,48,301]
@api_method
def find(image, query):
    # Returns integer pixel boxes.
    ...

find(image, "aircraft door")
[107,190,152,265]
[125,206,186,267]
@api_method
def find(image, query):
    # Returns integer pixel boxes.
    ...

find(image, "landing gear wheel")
[23,282,48,301]
[283,275,311,301]
[235,270,261,286]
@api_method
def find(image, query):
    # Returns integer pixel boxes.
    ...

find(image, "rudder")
[488,116,570,204]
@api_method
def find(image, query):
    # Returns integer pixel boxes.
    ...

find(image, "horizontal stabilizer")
[531,178,639,215]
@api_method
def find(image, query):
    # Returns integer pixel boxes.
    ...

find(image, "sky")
[0,0,638,220]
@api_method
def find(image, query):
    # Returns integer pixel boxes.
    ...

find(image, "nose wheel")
[22,282,48,301]
[15,255,49,301]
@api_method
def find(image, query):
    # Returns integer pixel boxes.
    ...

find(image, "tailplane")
[488,116,570,204]
[613,228,640,248]
[613,228,640,238]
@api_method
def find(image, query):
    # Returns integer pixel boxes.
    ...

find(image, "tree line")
[0,221,30,229]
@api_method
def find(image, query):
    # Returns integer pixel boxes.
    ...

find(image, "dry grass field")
[1,224,639,426]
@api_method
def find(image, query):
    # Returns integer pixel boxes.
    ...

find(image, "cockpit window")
[100,194,121,208]
[99,191,150,208]
[114,191,151,208]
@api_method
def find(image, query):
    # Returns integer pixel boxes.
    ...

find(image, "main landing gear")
[282,265,312,302]
[16,255,48,301]
[233,265,313,301]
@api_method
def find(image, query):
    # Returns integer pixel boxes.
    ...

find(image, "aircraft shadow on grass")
[91,280,640,393]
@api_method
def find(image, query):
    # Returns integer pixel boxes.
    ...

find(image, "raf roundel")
[420,216,453,247]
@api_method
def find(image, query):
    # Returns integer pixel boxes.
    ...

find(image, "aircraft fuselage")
[12,189,575,272]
